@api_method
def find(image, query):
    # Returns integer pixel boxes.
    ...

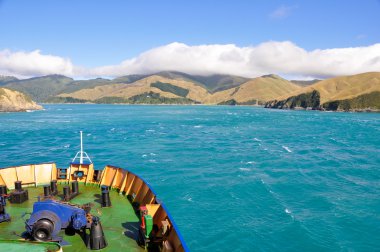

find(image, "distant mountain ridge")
[1,71,296,103]
[0,72,240,102]
[3,74,74,102]
[0,75,19,85]
[154,71,250,93]
[2,71,379,111]
[56,73,300,105]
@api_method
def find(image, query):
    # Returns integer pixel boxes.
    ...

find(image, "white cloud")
[269,5,297,19]
[1,41,380,80]
[0,49,75,78]
[88,41,380,79]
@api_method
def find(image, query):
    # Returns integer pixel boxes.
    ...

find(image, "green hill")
[61,78,112,93]
[4,75,73,102]
[150,81,189,97]
[155,71,249,93]
[0,76,19,86]
[112,74,148,84]
[4,76,116,102]
[94,92,196,104]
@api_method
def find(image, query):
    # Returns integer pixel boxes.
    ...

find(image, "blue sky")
[0,0,380,79]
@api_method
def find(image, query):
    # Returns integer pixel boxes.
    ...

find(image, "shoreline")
[36,103,380,113]
[0,108,43,113]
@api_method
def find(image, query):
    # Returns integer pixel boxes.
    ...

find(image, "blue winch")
[25,199,107,250]
[25,199,88,241]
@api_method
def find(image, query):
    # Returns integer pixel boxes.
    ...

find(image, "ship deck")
[0,183,144,251]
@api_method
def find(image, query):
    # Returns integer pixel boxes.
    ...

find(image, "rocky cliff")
[0,88,43,112]
[265,72,380,111]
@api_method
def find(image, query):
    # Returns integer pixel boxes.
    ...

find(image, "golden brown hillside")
[205,75,301,104]
[59,74,301,104]
[276,72,380,104]
[0,88,43,112]
[59,75,210,102]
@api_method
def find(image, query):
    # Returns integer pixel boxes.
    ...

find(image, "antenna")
[80,131,83,164]
[72,131,92,164]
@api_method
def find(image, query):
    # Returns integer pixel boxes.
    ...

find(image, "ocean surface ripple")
[1,105,380,251]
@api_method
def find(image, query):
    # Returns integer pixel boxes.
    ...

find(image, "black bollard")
[50,180,58,195]
[43,185,51,198]
[100,185,108,192]
[9,181,28,203]
[71,181,79,195]
[101,189,111,207]
[0,185,7,195]
[15,181,22,191]
[88,216,107,250]
[63,186,71,201]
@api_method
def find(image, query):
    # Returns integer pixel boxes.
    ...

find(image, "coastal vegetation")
[218,99,237,105]
[126,92,194,104]
[95,92,196,104]
[238,99,263,105]
[46,92,196,105]
[265,90,320,110]
[322,91,380,111]
[45,96,89,103]
[150,81,189,97]
[266,90,380,112]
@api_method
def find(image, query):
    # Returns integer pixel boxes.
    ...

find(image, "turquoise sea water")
[1,104,380,251]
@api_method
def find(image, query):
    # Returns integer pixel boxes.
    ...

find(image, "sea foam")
[282,146,292,153]
[239,168,251,172]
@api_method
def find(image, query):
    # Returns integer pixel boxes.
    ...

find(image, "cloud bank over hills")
[1,41,380,79]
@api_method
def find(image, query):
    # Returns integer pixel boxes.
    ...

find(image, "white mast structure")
[72,131,92,164]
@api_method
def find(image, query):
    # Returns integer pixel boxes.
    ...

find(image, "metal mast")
[72,131,92,164]
[80,131,84,164]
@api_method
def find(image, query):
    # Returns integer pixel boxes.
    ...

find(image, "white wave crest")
[239,168,251,172]
[282,146,292,153]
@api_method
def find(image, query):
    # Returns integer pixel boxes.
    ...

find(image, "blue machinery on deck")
[25,199,107,250]
[0,131,189,251]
